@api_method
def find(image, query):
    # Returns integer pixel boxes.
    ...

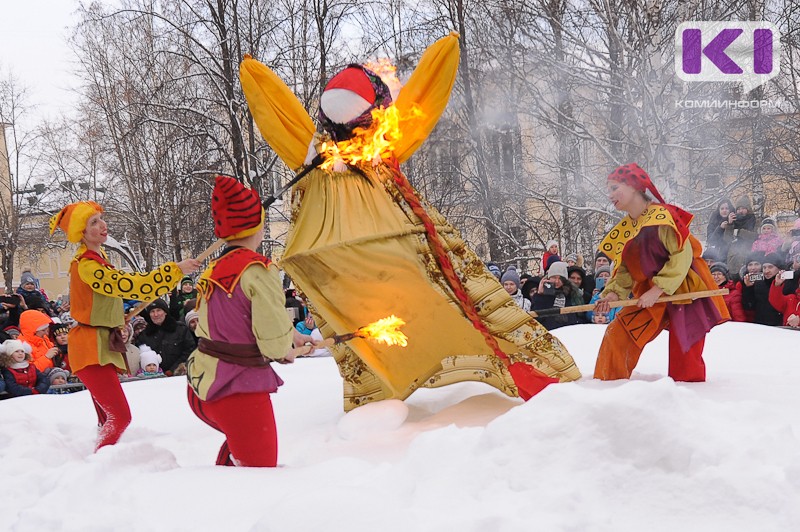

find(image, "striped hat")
[211,176,264,240]
[49,201,104,243]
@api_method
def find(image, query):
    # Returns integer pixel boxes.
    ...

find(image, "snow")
[2,321,799,531]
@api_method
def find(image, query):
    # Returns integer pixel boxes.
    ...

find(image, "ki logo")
[675,21,781,93]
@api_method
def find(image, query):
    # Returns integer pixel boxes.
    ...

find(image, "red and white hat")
[320,66,377,124]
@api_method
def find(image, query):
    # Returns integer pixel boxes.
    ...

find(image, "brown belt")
[197,337,269,367]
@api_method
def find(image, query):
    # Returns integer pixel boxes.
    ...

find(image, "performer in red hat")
[186,176,305,467]
[50,201,200,450]
[593,163,729,381]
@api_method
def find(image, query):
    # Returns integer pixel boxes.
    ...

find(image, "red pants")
[594,308,706,382]
[76,364,132,451]
[186,386,279,467]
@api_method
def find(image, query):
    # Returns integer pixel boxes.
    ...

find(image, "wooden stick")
[124,239,225,322]
[528,288,729,318]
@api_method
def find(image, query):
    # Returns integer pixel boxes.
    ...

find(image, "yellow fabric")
[393,32,460,162]
[68,247,183,373]
[49,201,103,243]
[603,226,693,299]
[598,205,680,274]
[281,164,580,410]
[239,55,316,170]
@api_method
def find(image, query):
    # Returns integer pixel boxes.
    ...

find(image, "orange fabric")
[19,310,55,372]
[594,308,706,381]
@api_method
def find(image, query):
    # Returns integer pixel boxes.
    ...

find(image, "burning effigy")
[240,33,581,410]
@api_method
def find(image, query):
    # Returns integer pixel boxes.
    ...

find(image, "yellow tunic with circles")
[68,246,183,373]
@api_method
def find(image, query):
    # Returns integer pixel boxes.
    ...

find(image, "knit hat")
[318,64,393,141]
[735,196,753,211]
[595,250,611,264]
[545,240,558,251]
[48,367,69,385]
[20,271,36,286]
[546,261,569,280]
[500,266,521,289]
[486,262,502,280]
[49,201,104,243]
[211,175,264,240]
[180,276,193,288]
[138,345,162,370]
[762,252,784,268]
[709,262,729,277]
[565,252,578,264]
[595,265,612,277]
[146,298,169,315]
[760,217,776,230]
[702,248,723,263]
[1,339,32,357]
[3,325,21,338]
[746,251,765,266]
[50,322,70,337]
[185,310,199,326]
[567,266,586,282]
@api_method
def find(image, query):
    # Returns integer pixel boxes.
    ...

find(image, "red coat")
[728,281,754,322]
[768,282,800,326]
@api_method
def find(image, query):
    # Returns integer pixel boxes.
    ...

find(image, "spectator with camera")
[706,198,735,259]
[532,261,586,330]
[768,260,800,328]
[723,196,759,281]
[741,252,784,326]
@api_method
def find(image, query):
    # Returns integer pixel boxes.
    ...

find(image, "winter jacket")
[768,282,800,326]
[18,310,55,372]
[723,213,758,279]
[532,281,585,330]
[751,233,783,255]
[706,212,729,258]
[135,317,197,374]
[742,276,783,326]
[2,364,49,396]
[586,291,620,323]
[510,289,532,312]
[728,281,754,322]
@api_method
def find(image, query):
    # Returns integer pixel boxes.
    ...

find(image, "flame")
[365,58,403,97]
[319,104,425,170]
[357,315,408,347]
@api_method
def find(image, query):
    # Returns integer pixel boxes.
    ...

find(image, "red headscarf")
[607,163,693,244]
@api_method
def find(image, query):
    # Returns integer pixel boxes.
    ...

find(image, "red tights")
[186,386,278,467]
[76,364,132,451]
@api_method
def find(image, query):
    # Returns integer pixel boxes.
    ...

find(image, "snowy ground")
[2,321,799,532]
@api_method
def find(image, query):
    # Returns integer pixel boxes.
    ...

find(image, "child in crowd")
[137,345,164,377]
[4,325,21,339]
[587,265,619,324]
[1,339,49,397]
[751,218,782,255]
[46,367,78,394]
[542,240,560,274]
[119,323,140,377]
[49,321,71,371]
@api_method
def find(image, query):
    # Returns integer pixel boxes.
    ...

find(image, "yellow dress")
[240,33,581,410]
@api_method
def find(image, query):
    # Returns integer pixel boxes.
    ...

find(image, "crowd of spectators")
[3,202,798,398]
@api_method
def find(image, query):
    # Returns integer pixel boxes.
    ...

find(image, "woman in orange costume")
[593,164,729,381]
[50,202,200,450]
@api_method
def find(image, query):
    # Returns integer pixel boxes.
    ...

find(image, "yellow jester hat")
[49,201,104,243]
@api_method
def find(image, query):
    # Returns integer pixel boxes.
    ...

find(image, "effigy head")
[318,64,393,141]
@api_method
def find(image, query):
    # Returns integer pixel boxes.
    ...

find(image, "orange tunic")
[68,246,183,373]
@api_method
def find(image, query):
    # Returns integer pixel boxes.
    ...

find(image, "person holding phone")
[768,255,800,328]
[741,252,784,326]
[593,163,729,382]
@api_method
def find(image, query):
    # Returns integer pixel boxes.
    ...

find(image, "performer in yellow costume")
[50,202,200,449]
[240,33,580,410]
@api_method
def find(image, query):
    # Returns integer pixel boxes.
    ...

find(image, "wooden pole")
[528,288,728,318]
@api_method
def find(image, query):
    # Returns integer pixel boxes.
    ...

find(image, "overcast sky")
[0,0,85,122]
